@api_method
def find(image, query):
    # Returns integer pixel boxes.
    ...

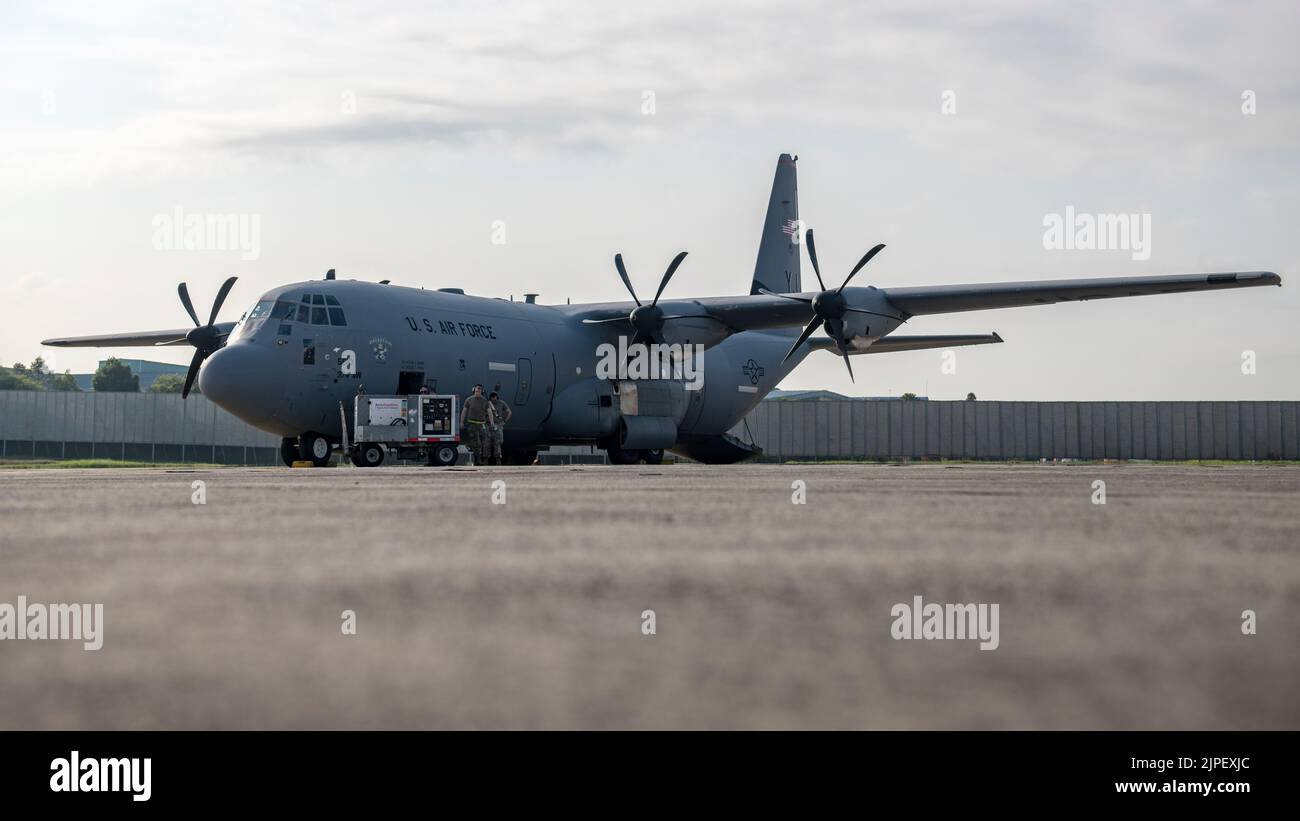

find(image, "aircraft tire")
[641,448,664,465]
[280,438,298,467]
[299,432,333,467]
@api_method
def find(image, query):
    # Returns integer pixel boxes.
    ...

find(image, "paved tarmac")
[0,463,1296,729]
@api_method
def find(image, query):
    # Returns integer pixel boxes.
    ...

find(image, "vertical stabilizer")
[750,153,801,294]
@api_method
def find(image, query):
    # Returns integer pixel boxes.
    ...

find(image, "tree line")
[0,357,193,393]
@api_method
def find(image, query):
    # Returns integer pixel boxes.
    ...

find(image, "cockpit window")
[247,300,276,321]
[282,294,349,326]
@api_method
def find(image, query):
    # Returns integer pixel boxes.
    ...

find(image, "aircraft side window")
[296,304,310,322]
[325,295,340,306]
[311,306,328,324]
[274,300,297,320]
[328,308,347,326]
[303,338,315,365]
[312,294,326,305]
[300,295,311,303]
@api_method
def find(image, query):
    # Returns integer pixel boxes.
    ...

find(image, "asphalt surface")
[0,463,1296,729]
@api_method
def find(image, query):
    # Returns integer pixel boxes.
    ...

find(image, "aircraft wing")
[42,323,236,348]
[879,271,1281,317]
[571,272,1280,332]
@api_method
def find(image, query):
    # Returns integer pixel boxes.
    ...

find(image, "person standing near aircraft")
[460,384,490,465]
[486,391,513,465]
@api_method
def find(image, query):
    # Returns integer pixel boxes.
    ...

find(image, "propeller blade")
[838,243,886,293]
[207,276,238,326]
[614,254,641,307]
[177,283,200,327]
[181,349,204,398]
[841,350,854,382]
[657,313,717,321]
[650,251,688,307]
[757,287,813,303]
[781,317,823,364]
[581,317,634,325]
[825,317,855,382]
[805,229,827,291]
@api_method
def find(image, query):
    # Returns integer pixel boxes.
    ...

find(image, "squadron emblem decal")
[369,337,391,363]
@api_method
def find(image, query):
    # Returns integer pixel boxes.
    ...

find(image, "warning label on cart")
[368,398,406,426]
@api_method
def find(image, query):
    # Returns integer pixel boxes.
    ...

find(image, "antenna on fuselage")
[325,268,336,280]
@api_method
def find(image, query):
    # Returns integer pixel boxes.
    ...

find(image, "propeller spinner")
[175,276,237,398]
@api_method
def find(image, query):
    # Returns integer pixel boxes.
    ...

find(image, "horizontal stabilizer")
[859,333,1003,354]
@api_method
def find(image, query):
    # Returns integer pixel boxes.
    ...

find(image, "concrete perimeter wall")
[3,392,1297,463]
[732,400,1300,462]
[0,391,281,464]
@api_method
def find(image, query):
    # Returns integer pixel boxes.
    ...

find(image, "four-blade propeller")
[759,229,887,382]
[583,252,709,345]
[175,276,237,398]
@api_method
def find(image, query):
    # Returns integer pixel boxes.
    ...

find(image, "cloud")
[3,0,1295,187]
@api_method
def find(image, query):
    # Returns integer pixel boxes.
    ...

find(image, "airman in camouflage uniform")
[460,384,490,465]
[485,391,513,465]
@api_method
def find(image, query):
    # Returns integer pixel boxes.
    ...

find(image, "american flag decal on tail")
[781,218,799,237]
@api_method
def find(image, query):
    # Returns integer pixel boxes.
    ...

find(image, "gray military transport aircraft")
[44,154,1281,466]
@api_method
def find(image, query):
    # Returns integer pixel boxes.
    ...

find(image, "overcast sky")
[2,0,1296,399]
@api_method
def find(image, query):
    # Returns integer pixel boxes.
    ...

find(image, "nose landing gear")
[281,433,334,467]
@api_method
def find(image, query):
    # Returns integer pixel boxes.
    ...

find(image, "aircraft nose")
[198,343,277,424]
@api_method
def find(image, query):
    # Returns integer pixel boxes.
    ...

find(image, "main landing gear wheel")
[504,448,539,466]
[641,448,665,465]
[280,437,298,467]
[350,443,385,468]
[605,445,640,465]
[427,444,459,467]
[299,432,333,467]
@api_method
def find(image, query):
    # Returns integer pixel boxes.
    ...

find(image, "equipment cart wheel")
[350,442,385,468]
[427,443,459,467]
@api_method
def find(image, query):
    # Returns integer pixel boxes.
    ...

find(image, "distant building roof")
[766,389,852,401]
[72,359,189,392]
